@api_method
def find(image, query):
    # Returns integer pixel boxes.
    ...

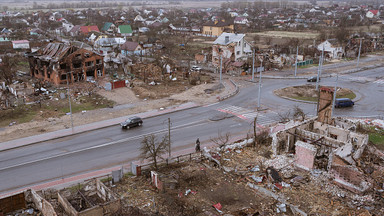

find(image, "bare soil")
[274,85,355,101]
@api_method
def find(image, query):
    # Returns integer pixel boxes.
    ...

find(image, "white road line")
[0,120,209,171]
[203,102,220,107]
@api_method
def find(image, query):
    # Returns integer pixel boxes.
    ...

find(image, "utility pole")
[257,59,263,109]
[168,117,171,158]
[331,74,338,117]
[357,38,362,67]
[219,55,222,84]
[316,47,323,91]
[66,72,74,132]
[252,48,255,81]
[294,46,298,77]
[319,45,324,77]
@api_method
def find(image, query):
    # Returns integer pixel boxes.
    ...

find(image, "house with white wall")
[212,32,252,67]
[317,40,343,59]
[366,10,380,19]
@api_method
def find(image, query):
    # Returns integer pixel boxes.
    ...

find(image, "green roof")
[118,25,133,34]
[101,22,113,32]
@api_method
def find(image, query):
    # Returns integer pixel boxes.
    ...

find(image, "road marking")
[0,120,209,172]
[373,79,384,85]
[203,102,220,107]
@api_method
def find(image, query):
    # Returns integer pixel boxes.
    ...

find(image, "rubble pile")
[107,123,384,215]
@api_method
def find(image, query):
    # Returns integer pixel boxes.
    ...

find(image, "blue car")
[335,98,354,108]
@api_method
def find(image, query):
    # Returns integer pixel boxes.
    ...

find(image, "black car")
[307,76,320,82]
[120,116,143,129]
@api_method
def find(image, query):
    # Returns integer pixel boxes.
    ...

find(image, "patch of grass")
[68,183,83,193]
[369,133,384,146]
[17,61,29,66]
[291,96,318,102]
[0,106,37,127]
[100,176,112,183]
[336,92,356,100]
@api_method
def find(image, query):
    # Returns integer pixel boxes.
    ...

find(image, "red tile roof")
[80,25,100,34]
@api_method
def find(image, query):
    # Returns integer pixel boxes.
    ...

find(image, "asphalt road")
[0,67,383,195]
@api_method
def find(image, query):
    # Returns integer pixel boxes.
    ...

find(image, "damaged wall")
[28,43,105,85]
[58,179,120,216]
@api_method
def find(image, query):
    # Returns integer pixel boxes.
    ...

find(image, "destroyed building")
[27,43,105,85]
[271,88,372,194]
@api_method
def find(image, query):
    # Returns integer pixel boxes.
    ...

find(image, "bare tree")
[210,131,231,164]
[140,134,169,170]
[0,55,17,85]
[293,105,307,121]
[277,110,291,123]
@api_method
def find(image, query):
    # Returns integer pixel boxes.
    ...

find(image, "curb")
[0,102,199,152]
[219,79,239,101]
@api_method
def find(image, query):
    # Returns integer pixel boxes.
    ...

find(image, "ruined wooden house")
[28,43,104,85]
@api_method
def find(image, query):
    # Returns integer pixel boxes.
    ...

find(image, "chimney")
[225,36,229,44]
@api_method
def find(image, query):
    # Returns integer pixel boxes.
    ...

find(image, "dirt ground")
[274,85,355,101]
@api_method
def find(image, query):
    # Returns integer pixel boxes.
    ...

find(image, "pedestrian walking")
[195,138,201,152]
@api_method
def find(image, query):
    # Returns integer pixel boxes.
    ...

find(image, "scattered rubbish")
[274,183,283,190]
[281,182,290,188]
[9,121,16,126]
[213,203,222,212]
[224,158,231,161]
[250,175,264,183]
[250,165,260,172]
[277,203,287,213]
[25,208,34,214]
[266,167,282,183]
[235,150,242,153]
[82,110,87,114]
[184,189,197,196]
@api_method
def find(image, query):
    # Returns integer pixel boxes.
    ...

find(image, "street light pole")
[219,55,222,84]
[168,117,171,158]
[320,45,324,77]
[66,72,74,132]
[357,38,362,67]
[294,46,298,77]
[331,74,338,117]
[257,59,263,109]
[252,48,255,81]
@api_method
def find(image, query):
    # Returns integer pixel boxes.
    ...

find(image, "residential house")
[94,37,126,55]
[69,25,81,36]
[234,17,249,25]
[28,43,104,85]
[317,40,343,59]
[134,15,145,22]
[366,10,380,18]
[212,32,252,67]
[101,22,117,33]
[80,25,100,35]
[12,40,30,50]
[121,41,144,56]
[118,25,133,37]
[62,22,74,33]
[202,20,234,37]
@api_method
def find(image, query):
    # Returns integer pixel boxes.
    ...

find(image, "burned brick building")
[28,43,104,85]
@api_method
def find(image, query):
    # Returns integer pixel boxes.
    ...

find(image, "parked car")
[335,98,354,108]
[120,116,143,129]
[307,76,320,82]
[191,66,201,72]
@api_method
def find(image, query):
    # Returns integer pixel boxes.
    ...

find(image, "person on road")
[195,138,201,152]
